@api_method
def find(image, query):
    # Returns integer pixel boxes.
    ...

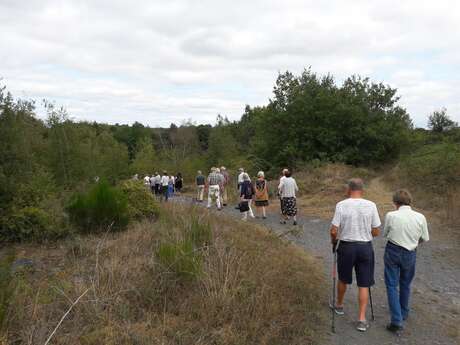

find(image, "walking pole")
[331,240,339,333]
[369,287,375,321]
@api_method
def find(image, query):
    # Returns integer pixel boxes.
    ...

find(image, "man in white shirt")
[160,171,170,202]
[383,190,429,334]
[329,178,381,332]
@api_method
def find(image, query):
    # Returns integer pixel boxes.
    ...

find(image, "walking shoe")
[356,320,369,332]
[329,303,344,315]
[217,207,222,211]
[280,220,286,224]
[262,216,267,219]
[293,221,297,226]
[386,323,403,334]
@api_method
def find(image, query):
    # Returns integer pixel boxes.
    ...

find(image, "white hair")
[242,173,250,181]
[257,171,264,178]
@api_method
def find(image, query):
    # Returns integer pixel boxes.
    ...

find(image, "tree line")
[1,68,458,241]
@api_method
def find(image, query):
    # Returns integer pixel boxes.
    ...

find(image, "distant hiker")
[240,173,255,220]
[160,171,169,202]
[329,178,381,332]
[196,170,205,202]
[237,168,245,192]
[168,175,175,198]
[383,190,429,334]
[206,167,223,210]
[278,168,288,217]
[153,172,161,196]
[254,171,269,219]
[220,166,230,206]
[143,175,150,186]
[175,173,183,194]
[149,174,156,194]
[278,170,298,225]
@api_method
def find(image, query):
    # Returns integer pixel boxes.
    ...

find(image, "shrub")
[118,180,160,220]
[67,180,129,233]
[0,206,68,242]
[156,239,203,279]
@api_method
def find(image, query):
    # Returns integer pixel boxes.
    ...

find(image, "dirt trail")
[176,183,460,345]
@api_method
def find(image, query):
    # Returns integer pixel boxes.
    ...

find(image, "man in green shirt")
[383,189,429,333]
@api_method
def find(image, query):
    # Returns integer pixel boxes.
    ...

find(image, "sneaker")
[280,220,286,224]
[356,320,369,332]
[217,207,222,211]
[386,323,403,333]
[262,216,267,219]
[293,221,297,226]
[329,303,344,315]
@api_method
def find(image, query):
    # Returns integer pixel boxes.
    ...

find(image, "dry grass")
[1,204,327,345]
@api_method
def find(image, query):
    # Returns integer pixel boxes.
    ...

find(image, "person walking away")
[143,175,150,186]
[168,175,175,198]
[149,174,156,194]
[196,170,205,202]
[240,173,255,220]
[254,171,269,219]
[153,172,161,197]
[278,168,288,218]
[237,168,245,193]
[206,167,222,210]
[278,170,299,225]
[329,178,381,332]
[175,173,183,194]
[383,190,429,334]
[160,171,169,202]
[220,166,230,206]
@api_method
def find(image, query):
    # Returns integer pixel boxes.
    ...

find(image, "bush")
[67,180,129,233]
[118,180,160,220]
[156,240,203,279]
[0,206,68,242]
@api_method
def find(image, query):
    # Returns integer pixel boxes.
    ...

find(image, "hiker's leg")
[337,280,347,306]
[199,186,204,201]
[262,206,266,217]
[216,187,221,208]
[384,244,403,326]
[399,250,416,321]
[207,189,212,208]
[248,200,254,218]
[358,287,369,321]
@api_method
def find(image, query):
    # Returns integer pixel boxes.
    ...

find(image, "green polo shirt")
[383,206,429,251]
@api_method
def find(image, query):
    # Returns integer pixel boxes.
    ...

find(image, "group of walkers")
[143,167,429,336]
[196,167,300,223]
[141,172,183,202]
[329,178,429,334]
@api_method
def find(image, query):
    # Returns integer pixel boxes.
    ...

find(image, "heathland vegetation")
[0,68,459,343]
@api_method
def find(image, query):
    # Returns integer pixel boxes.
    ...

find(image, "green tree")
[428,108,457,133]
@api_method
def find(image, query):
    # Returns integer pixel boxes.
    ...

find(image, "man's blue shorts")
[337,241,375,287]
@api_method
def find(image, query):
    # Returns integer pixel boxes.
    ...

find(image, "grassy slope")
[1,204,326,345]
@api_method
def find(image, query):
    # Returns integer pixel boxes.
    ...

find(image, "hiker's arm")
[419,216,429,243]
[371,227,380,237]
[330,225,338,242]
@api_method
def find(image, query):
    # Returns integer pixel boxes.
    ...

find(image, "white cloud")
[0,0,459,127]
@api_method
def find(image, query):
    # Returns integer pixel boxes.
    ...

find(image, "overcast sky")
[1,0,459,127]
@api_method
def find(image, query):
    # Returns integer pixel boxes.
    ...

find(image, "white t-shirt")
[238,172,244,184]
[161,175,169,186]
[331,198,381,242]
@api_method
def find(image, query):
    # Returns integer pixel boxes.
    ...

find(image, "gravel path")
[175,196,460,345]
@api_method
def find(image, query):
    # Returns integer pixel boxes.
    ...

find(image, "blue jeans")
[384,242,416,326]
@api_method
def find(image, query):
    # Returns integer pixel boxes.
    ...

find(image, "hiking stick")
[331,240,340,333]
[369,286,375,321]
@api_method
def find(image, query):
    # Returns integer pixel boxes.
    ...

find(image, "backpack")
[255,180,267,200]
